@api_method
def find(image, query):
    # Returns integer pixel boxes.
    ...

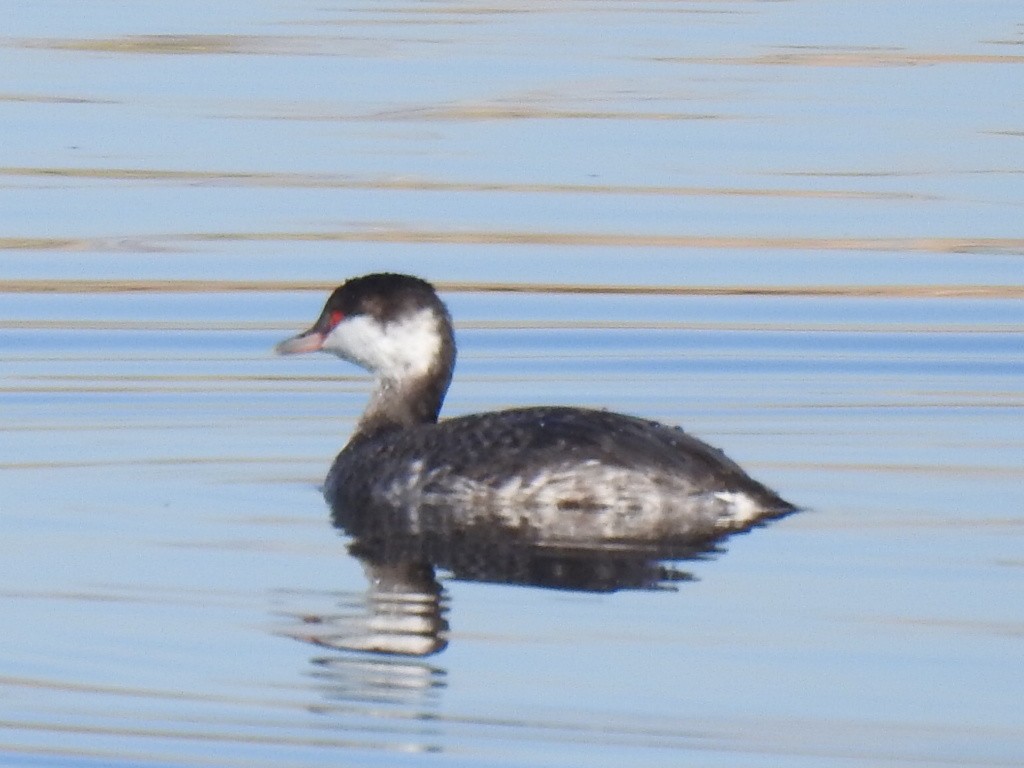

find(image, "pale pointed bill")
[275,329,325,355]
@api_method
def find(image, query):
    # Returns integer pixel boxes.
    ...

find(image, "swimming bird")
[277,273,795,548]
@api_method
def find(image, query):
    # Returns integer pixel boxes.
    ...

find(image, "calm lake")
[2,1,1023,766]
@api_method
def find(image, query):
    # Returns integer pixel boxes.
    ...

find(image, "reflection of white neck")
[357,559,447,656]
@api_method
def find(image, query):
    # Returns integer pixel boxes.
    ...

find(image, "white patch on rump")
[712,491,762,528]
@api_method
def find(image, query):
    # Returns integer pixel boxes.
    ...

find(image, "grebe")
[277,273,795,548]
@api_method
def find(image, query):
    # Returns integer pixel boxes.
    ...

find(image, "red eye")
[330,310,344,327]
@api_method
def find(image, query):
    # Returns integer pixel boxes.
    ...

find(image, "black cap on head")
[322,273,441,325]
[276,272,452,359]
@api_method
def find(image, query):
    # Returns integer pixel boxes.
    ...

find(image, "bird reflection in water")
[284,499,731,661]
[275,274,796,659]
[277,501,774,746]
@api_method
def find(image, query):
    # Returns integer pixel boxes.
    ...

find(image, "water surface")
[1,1,1023,766]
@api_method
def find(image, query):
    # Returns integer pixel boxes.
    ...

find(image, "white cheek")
[323,309,441,378]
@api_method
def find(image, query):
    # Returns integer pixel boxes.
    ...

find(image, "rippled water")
[2,2,1023,766]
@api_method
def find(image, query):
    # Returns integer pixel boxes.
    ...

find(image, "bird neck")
[351,367,452,441]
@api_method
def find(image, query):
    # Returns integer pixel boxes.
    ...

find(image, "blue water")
[2,1,1023,766]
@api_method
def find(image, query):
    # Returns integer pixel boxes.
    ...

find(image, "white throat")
[323,307,443,382]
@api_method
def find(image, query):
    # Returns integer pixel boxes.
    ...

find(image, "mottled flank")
[325,405,795,548]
